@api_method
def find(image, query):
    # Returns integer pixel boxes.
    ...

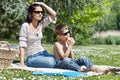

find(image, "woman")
[19,2,56,68]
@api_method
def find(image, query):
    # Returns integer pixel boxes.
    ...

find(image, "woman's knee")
[46,57,56,68]
[26,56,56,68]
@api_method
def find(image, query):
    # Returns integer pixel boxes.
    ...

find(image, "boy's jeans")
[26,50,56,68]
[55,57,93,71]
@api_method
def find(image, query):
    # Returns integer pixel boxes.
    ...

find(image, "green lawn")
[0,44,120,80]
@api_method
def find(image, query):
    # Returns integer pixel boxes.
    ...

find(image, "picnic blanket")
[9,64,116,78]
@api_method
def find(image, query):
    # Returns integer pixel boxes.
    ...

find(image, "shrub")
[114,36,120,45]
[90,37,106,44]
[105,36,116,45]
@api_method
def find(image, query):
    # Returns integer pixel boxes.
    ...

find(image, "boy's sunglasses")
[33,11,43,14]
[63,31,70,36]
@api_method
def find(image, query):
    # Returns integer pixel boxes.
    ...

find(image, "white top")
[19,15,56,57]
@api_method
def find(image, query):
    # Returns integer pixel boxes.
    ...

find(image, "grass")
[0,43,120,80]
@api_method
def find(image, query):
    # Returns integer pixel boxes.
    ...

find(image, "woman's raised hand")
[32,2,44,5]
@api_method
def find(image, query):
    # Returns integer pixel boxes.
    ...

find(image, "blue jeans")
[26,50,56,68]
[55,57,93,71]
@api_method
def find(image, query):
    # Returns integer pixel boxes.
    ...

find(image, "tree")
[0,0,29,39]
[95,0,120,31]
[39,0,112,44]
[0,0,112,45]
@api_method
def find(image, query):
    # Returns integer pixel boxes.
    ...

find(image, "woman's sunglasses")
[63,31,70,36]
[33,11,43,14]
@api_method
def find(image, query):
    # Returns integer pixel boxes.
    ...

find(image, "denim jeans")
[26,50,56,68]
[55,57,93,71]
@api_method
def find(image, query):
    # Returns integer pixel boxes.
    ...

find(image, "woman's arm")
[19,23,27,67]
[33,2,56,20]
[19,47,26,67]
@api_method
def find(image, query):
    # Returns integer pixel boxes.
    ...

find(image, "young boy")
[53,24,109,73]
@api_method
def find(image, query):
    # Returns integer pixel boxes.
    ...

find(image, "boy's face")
[59,27,70,42]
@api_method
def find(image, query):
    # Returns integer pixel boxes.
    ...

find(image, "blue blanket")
[32,71,87,78]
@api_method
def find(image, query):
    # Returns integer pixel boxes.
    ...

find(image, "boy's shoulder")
[54,42,60,45]
[54,42,62,46]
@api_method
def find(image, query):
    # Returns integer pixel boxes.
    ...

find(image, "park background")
[0,0,120,80]
[1,0,120,45]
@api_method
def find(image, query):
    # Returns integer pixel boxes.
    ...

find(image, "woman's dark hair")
[26,3,44,23]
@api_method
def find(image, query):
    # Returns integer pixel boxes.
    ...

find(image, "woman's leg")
[26,51,56,68]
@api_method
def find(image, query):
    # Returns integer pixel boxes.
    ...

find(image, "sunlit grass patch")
[73,45,120,67]
[0,44,120,80]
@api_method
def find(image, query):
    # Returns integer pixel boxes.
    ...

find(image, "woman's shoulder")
[21,22,29,26]
[21,22,29,28]
[20,23,30,32]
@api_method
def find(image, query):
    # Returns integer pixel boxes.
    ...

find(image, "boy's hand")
[67,37,75,46]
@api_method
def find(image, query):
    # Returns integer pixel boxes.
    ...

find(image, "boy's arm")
[54,42,73,59]
[69,51,74,59]
[66,37,75,59]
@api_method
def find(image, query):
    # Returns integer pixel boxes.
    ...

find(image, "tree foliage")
[0,0,112,45]
[0,0,29,39]
[40,0,112,44]
[95,0,120,31]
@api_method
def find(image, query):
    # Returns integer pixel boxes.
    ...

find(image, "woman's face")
[32,6,43,21]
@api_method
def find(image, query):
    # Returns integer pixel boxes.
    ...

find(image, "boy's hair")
[54,24,68,35]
